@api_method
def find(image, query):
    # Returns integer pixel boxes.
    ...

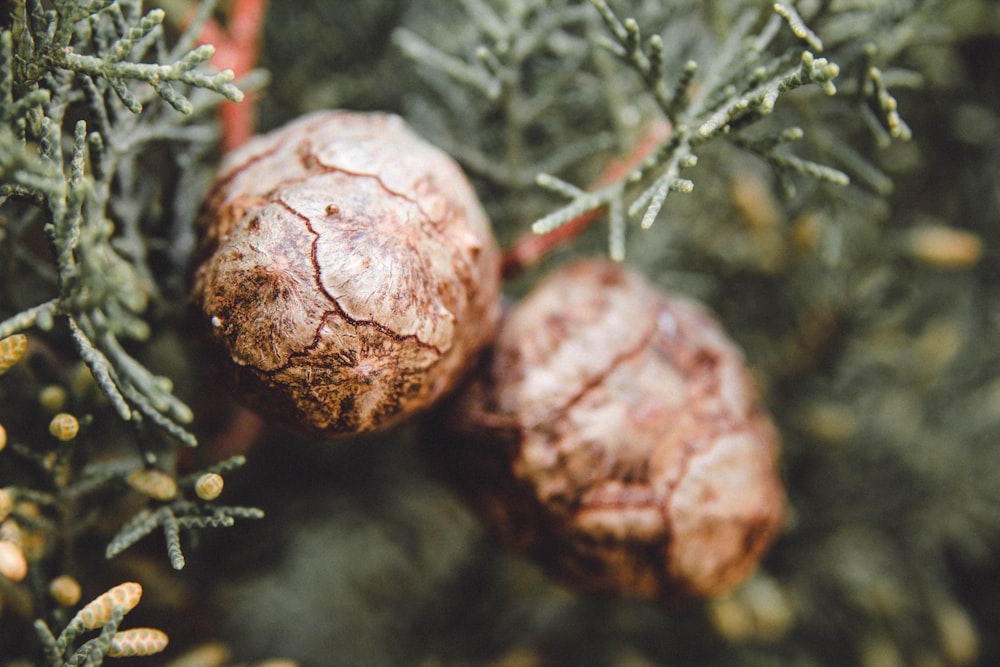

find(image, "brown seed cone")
[190,111,501,438]
[430,259,785,601]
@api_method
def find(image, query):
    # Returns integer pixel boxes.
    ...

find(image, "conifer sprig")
[106,499,265,570]
[397,0,880,261]
[34,582,168,666]
[396,0,609,190]
[0,0,243,446]
[105,455,263,570]
[530,1,850,260]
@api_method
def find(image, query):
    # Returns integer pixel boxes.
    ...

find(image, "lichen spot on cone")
[433,258,785,601]
[190,111,501,438]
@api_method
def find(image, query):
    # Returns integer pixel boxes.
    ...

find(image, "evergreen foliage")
[106,456,263,570]
[0,0,242,445]
[0,2,260,663]
[34,582,167,665]
[1,0,999,665]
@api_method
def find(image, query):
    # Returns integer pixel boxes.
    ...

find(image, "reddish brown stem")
[501,119,671,280]
[196,0,269,151]
[501,207,603,280]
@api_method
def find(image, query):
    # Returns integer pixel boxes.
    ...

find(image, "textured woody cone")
[430,259,785,601]
[191,111,501,439]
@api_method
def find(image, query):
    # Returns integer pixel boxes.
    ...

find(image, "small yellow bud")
[0,334,28,375]
[0,517,21,544]
[49,574,83,606]
[38,384,68,412]
[75,582,143,629]
[127,468,178,501]
[0,540,28,581]
[935,601,979,666]
[906,226,983,270]
[48,413,79,441]
[860,635,905,667]
[708,595,754,641]
[107,627,169,657]
[6,504,45,560]
[195,473,224,501]
[165,642,231,667]
[800,402,856,445]
[791,211,824,252]
[0,423,6,451]
[730,174,781,231]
